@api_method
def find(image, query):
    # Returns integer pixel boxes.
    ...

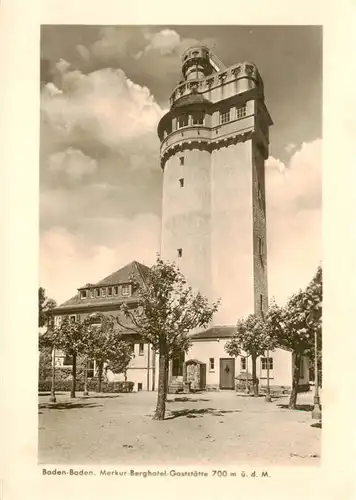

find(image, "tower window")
[220,109,230,124]
[179,178,184,188]
[179,156,185,166]
[260,294,264,314]
[192,112,205,125]
[236,106,247,119]
[258,237,264,259]
[177,248,183,258]
[177,115,188,128]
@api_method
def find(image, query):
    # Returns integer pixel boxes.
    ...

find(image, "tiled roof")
[191,326,236,340]
[55,261,150,313]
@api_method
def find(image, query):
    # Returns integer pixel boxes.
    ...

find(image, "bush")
[38,379,134,393]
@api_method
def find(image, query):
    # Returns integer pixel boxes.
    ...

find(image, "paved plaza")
[38,390,321,466]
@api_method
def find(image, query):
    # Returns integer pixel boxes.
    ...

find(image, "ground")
[38,390,321,466]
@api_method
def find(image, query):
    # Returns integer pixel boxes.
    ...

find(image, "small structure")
[184,359,206,391]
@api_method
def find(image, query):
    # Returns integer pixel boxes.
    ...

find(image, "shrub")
[38,379,134,393]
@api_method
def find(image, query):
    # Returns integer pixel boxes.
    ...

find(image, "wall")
[187,340,297,389]
[211,140,255,324]
[161,148,212,299]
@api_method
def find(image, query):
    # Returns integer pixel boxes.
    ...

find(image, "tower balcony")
[160,125,211,158]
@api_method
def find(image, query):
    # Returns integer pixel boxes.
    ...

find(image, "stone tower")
[157,45,272,326]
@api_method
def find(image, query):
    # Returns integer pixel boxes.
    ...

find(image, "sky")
[40,25,322,306]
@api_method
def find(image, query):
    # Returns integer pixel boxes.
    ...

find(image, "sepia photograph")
[38,25,322,467]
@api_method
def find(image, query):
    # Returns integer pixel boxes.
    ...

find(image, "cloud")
[48,148,97,183]
[266,139,322,304]
[40,215,161,304]
[41,62,164,152]
[40,60,164,303]
[143,29,181,55]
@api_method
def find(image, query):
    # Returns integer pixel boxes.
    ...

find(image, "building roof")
[191,326,236,340]
[55,261,150,313]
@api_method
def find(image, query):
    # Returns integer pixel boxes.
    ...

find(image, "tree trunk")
[153,352,167,420]
[289,352,301,409]
[97,360,104,393]
[164,356,169,401]
[251,354,259,397]
[83,357,89,396]
[70,353,77,398]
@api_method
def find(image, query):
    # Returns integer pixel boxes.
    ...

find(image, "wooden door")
[219,358,235,389]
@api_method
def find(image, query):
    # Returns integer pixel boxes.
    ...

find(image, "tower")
[157,45,272,326]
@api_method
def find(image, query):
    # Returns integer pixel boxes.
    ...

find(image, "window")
[261,357,273,370]
[101,288,106,297]
[172,353,184,377]
[236,106,247,120]
[139,343,144,356]
[220,109,230,124]
[121,284,131,296]
[90,289,94,299]
[192,112,204,125]
[70,315,76,323]
[260,294,264,314]
[89,315,102,325]
[87,360,95,378]
[63,354,73,366]
[209,358,215,371]
[137,383,143,391]
[179,156,185,166]
[80,290,87,299]
[114,286,119,295]
[300,357,304,374]
[258,184,263,207]
[107,287,112,297]
[179,178,184,188]
[241,357,247,370]
[95,288,100,298]
[177,248,183,258]
[258,237,264,259]
[177,114,188,128]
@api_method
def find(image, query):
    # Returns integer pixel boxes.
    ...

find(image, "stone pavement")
[38,390,321,466]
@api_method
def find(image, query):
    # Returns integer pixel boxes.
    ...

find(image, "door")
[220,358,235,389]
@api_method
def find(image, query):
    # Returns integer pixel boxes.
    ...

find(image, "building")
[51,46,309,393]
[157,45,309,391]
[52,261,159,392]
[52,260,309,394]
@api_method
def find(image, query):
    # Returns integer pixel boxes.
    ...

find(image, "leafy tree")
[82,314,134,392]
[38,287,56,329]
[116,257,219,420]
[225,314,277,396]
[267,266,322,409]
[55,316,87,398]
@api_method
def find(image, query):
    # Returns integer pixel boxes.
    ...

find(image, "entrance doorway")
[219,358,235,389]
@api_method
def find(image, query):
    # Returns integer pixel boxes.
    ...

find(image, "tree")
[38,287,56,328]
[55,317,87,398]
[82,314,134,392]
[267,266,322,409]
[225,314,277,396]
[116,257,219,420]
